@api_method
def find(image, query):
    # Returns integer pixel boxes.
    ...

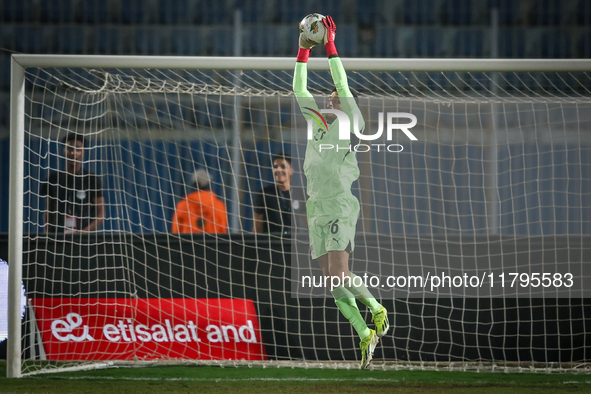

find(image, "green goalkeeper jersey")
[293,57,365,201]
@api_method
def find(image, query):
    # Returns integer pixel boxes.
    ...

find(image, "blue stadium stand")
[78,0,111,24]
[487,0,520,26]
[157,0,196,25]
[14,26,48,53]
[375,0,403,25]
[498,28,525,58]
[576,0,591,26]
[93,26,123,55]
[0,0,31,22]
[209,26,235,56]
[239,0,278,24]
[0,55,9,90]
[40,0,77,24]
[373,27,398,58]
[540,29,573,59]
[275,0,318,23]
[158,100,184,129]
[440,0,474,25]
[197,101,225,129]
[0,97,8,126]
[194,0,231,24]
[169,27,206,56]
[121,0,152,24]
[497,142,591,235]
[0,25,15,54]
[134,27,163,55]
[453,28,486,58]
[336,24,359,58]
[413,27,445,57]
[530,0,564,26]
[247,25,291,56]
[403,0,440,25]
[356,0,377,26]
[579,30,591,58]
[52,26,88,54]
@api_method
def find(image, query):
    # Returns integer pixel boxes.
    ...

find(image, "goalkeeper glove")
[297,34,313,62]
[322,15,338,57]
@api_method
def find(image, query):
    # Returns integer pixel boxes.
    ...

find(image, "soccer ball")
[299,13,327,47]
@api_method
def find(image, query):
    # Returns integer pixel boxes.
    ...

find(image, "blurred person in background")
[41,132,105,234]
[171,169,228,234]
[253,153,295,235]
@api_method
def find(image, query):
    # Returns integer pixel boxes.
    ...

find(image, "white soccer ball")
[299,13,327,47]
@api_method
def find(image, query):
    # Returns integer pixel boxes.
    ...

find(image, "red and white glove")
[297,40,312,62]
[322,15,338,57]
[297,33,313,62]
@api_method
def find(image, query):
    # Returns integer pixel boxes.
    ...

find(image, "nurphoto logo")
[305,108,418,152]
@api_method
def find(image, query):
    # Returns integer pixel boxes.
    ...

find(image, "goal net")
[8,56,591,377]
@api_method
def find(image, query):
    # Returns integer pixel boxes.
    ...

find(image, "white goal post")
[8,55,591,378]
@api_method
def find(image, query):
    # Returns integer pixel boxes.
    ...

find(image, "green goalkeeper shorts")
[306,193,360,260]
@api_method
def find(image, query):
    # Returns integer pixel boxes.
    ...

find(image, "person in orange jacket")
[171,170,228,234]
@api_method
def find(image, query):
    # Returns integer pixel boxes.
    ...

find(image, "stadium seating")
[168,27,206,56]
[209,26,235,56]
[78,0,111,24]
[135,27,163,55]
[540,29,573,59]
[576,0,591,26]
[51,26,89,54]
[413,28,445,57]
[157,0,196,25]
[194,0,232,24]
[275,0,311,23]
[373,27,398,58]
[0,0,589,61]
[92,26,123,55]
[440,0,474,25]
[14,25,48,53]
[0,55,9,90]
[486,0,520,26]
[247,25,290,56]
[579,30,591,59]
[529,0,565,26]
[403,0,440,25]
[0,0,30,23]
[121,0,152,24]
[40,0,77,24]
[498,28,525,58]
[453,28,487,58]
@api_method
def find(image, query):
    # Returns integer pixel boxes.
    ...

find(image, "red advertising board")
[30,298,267,361]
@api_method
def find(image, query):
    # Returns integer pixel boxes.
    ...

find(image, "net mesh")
[16,64,591,375]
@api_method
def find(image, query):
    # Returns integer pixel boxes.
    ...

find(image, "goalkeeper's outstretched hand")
[322,15,338,57]
[297,26,313,62]
[299,34,315,49]
[323,15,337,44]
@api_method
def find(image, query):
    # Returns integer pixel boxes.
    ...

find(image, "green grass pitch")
[2,361,591,393]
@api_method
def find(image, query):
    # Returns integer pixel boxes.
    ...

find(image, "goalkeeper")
[293,15,390,369]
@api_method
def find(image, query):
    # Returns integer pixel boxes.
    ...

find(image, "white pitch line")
[26,376,591,384]
[30,376,400,382]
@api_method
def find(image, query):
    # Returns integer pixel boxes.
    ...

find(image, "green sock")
[331,286,371,339]
[345,273,383,314]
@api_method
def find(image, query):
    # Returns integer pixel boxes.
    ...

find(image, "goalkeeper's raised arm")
[292,15,364,136]
[292,28,319,122]
[322,15,362,120]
